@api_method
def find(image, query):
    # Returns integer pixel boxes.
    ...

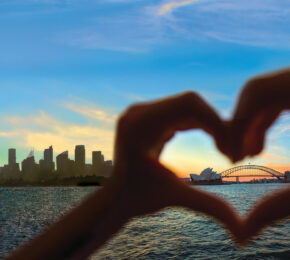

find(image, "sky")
[0,0,289,177]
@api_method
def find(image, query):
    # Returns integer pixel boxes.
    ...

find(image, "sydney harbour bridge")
[219,164,286,182]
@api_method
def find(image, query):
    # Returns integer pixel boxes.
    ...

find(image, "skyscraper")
[44,146,54,171]
[103,160,113,177]
[6,148,20,177]
[22,151,38,177]
[75,145,85,176]
[92,151,104,176]
[8,148,16,166]
[57,151,68,175]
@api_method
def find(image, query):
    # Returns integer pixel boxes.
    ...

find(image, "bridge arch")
[220,165,284,179]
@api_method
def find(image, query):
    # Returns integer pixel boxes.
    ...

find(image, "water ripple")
[0,184,289,259]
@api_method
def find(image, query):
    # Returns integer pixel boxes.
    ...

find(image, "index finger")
[116,92,227,158]
[231,68,290,162]
[241,186,290,244]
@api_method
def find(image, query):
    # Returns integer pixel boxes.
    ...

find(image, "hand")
[7,68,290,259]
[226,68,290,243]
[108,91,242,236]
[6,92,243,260]
[229,68,290,162]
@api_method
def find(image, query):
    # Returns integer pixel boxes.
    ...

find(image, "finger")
[137,159,243,242]
[116,92,227,159]
[241,186,290,244]
[171,175,243,241]
[231,68,290,162]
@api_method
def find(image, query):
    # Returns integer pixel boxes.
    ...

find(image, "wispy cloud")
[158,0,203,15]
[266,161,290,173]
[65,103,117,123]
[261,152,288,162]
[0,131,19,137]
[112,90,147,102]
[154,0,290,48]
[53,0,290,52]
[1,101,117,160]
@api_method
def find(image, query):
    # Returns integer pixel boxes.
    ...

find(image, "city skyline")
[0,145,112,172]
[0,142,288,177]
[0,0,289,177]
[0,144,113,186]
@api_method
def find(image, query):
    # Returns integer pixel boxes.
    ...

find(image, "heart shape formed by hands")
[115,68,290,245]
[6,69,290,260]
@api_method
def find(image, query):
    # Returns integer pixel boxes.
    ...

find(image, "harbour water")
[0,184,289,259]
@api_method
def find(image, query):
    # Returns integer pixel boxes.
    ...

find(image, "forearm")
[6,182,129,260]
[179,185,241,240]
[243,187,290,240]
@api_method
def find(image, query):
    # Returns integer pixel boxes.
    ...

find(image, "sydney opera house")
[190,168,222,184]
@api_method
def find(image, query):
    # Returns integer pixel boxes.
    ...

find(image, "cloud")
[266,162,290,173]
[260,152,288,162]
[112,90,147,102]
[268,113,290,140]
[0,131,19,137]
[65,103,117,123]
[53,0,290,52]
[158,0,202,15]
[154,0,290,48]
[58,25,157,53]
[2,105,116,160]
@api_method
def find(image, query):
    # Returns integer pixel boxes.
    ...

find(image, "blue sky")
[0,0,289,176]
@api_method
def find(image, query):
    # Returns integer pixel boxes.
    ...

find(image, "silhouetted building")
[75,145,85,176]
[92,151,104,176]
[5,148,20,178]
[21,151,38,180]
[44,146,54,171]
[8,148,16,166]
[85,164,92,176]
[285,171,290,182]
[57,151,68,175]
[39,159,44,169]
[0,146,112,184]
[103,160,113,177]
[67,159,75,176]
[57,151,74,178]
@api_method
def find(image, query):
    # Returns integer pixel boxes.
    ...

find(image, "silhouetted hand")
[6,92,243,260]
[227,68,290,243]
[7,68,290,259]
[108,92,241,229]
[230,68,290,162]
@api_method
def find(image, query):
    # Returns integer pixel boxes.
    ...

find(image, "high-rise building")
[103,160,113,177]
[75,145,85,176]
[21,151,39,182]
[44,146,54,171]
[92,151,104,176]
[7,148,20,177]
[22,152,37,175]
[285,171,290,181]
[8,148,16,166]
[57,151,68,175]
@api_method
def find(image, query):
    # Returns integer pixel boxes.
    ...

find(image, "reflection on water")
[0,184,289,259]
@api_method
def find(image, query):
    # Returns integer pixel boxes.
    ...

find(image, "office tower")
[8,148,16,166]
[104,160,113,167]
[39,159,44,170]
[92,151,104,176]
[44,146,54,171]
[103,160,113,177]
[75,145,85,176]
[5,148,20,178]
[57,151,68,175]
[22,151,37,174]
